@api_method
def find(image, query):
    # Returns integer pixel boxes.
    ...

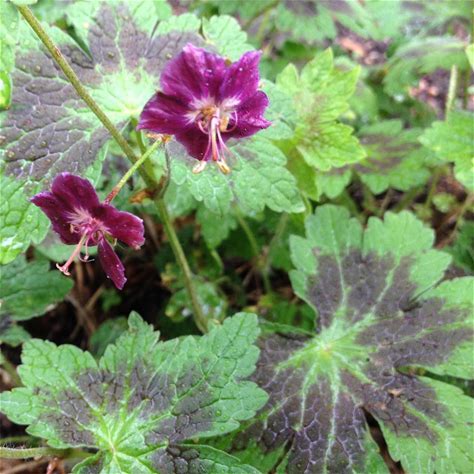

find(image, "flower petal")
[95,205,145,249]
[51,172,100,212]
[30,192,80,244]
[137,92,193,135]
[174,127,211,161]
[98,239,126,290]
[219,51,262,104]
[160,43,227,102]
[227,91,271,139]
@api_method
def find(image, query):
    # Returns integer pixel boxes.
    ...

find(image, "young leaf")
[420,110,474,190]
[317,120,432,198]
[276,49,365,174]
[0,312,267,473]
[231,205,474,473]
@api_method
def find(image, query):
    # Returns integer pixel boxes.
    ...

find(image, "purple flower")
[137,43,271,174]
[31,173,145,290]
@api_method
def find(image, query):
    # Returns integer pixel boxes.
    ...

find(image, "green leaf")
[276,50,365,174]
[420,110,474,190]
[317,120,432,197]
[231,205,473,473]
[0,312,267,473]
[0,174,49,264]
[197,206,237,249]
[0,1,202,261]
[169,135,304,215]
[0,255,73,320]
[202,15,252,61]
[0,1,19,74]
[384,37,469,96]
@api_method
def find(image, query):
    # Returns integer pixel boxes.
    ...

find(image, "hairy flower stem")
[18,6,208,332]
[235,210,272,294]
[105,140,161,204]
[445,65,458,116]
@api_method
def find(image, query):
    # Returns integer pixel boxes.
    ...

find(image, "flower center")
[56,209,109,276]
[191,98,239,174]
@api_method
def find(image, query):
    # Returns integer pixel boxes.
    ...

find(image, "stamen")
[56,233,88,276]
[210,117,220,162]
[192,161,207,174]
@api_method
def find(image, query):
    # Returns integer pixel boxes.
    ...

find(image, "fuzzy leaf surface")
[231,205,474,473]
[0,312,267,473]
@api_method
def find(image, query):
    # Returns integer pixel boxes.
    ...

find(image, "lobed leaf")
[275,49,365,183]
[230,205,474,473]
[317,120,432,198]
[0,312,267,473]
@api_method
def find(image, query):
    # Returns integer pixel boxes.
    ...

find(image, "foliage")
[0,313,266,473]
[0,0,473,473]
[228,206,474,472]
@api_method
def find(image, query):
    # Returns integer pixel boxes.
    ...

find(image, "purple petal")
[30,192,80,244]
[94,205,145,249]
[160,43,227,102]
[219,51,262,104]
[227,91,271,139]
[175,127,211,161]
[51,173,100,212]
[98,239,126,290]
[137,92,193,135]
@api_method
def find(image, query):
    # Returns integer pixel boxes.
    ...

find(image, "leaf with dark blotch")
[317,120,432,198]
[0,312,267,473]
[0,0,202,262]
[230,205,474,473]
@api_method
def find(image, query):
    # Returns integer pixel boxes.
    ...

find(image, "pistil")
[56,233,88,276]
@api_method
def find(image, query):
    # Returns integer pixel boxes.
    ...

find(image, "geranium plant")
[0,1,472,473]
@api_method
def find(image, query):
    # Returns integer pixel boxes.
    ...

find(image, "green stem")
[0,447,64,459]
[0,351,21,387]
[105,140,161,204]
[19,6,207,332]
[393,185,424,212]
[445,65,458,115]
[235,210,272,294]
[262,213,288,276]
[424,166,444,210]
[156,199,208,332]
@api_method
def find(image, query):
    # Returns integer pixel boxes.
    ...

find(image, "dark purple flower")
[137,43,271,174]
[31,173,145,290]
